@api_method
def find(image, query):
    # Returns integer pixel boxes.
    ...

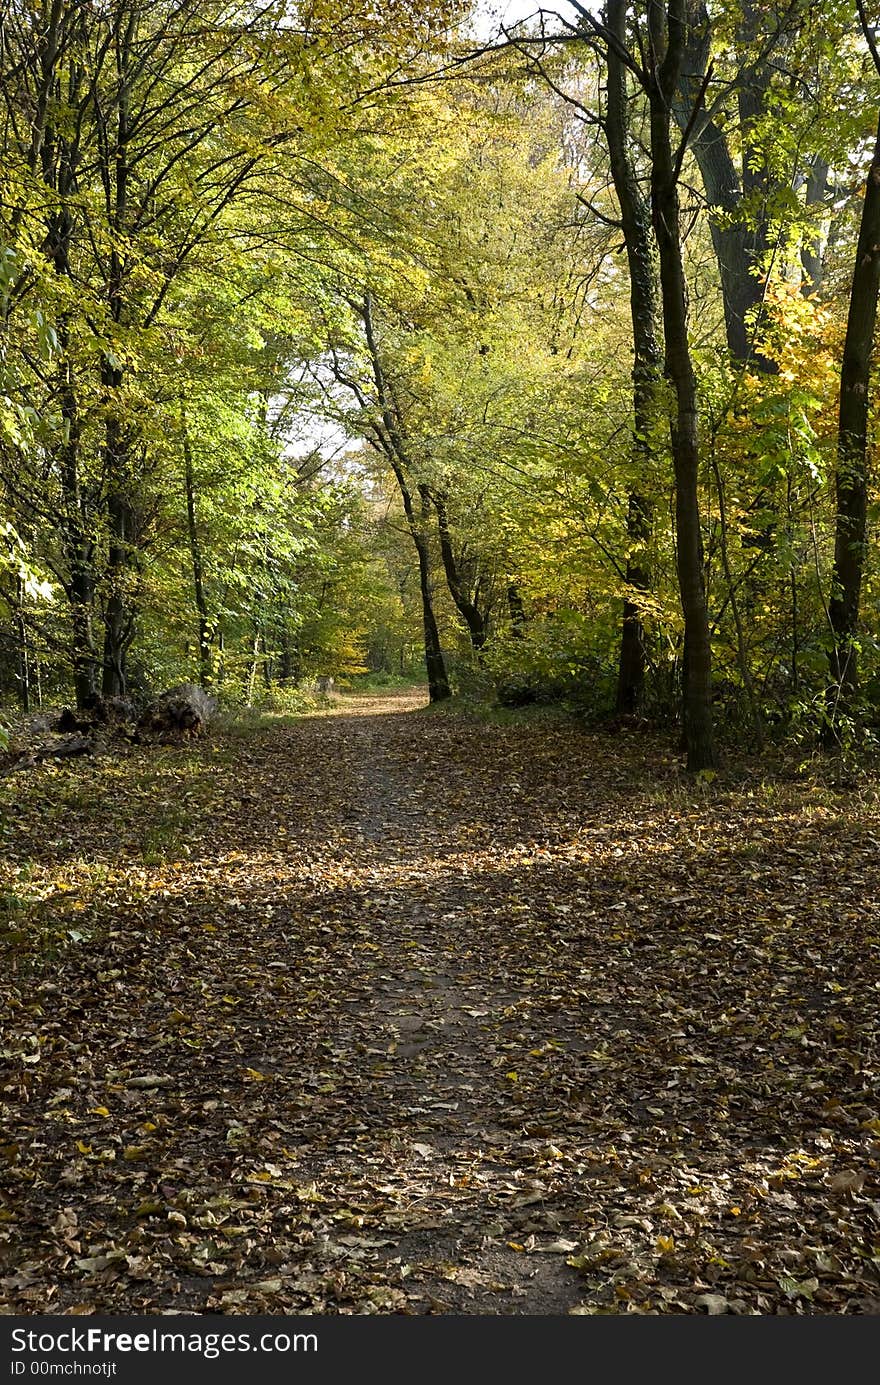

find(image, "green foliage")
[0,0,878,762]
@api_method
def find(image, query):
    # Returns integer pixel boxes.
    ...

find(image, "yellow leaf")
[656,1234,675,1255]
[134,1200,163,1217]
[89,1106,110,1118]
[76,1141,92,1155]
[122,1145,147,1161]
[505,1071,518,1082]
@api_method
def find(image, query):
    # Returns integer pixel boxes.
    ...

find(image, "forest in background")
[4,1,880,1321]
[3,0,880,769]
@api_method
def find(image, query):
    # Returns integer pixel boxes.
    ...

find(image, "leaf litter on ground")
[1,690,878,1315]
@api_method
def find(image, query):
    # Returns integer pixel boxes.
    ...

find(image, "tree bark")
[182,404,212,688]
[507,584,526,636]
[360,295,451,702]
[648,0,717,770]
[826,110,880,716]
[101,395,135,698]
[673,0,773,367]
[801,156,829,295]
[606,0,662,716]
[101,26,135,700]
[15,577,30,713]
[431,488,488,651]
[56,326,98,710]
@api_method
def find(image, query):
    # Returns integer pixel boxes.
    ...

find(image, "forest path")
[2,692,879,1314]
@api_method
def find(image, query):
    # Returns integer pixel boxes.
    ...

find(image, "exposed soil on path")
[1,690,879,1313]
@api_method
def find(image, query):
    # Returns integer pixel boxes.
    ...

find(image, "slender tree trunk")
[606,0,662,716]
[507,584,526,636]
[801,156,829,295]
[383,466,449,701]
[414,487,451,701]
[57,345,98,709]
[617,492,653,715]
[182,404,212,688]
[361,295,451,702]
[648,0,717,770]
[245,625,260,707]
[826,109,880,718]
[101,399,135,698]
[431,488,487,650]
[102,20,136,698]
[711,451,763,745]
[15,577,30,714]
[673,0,773,366]
[278,624,295,684]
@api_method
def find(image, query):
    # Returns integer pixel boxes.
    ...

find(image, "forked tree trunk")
[673,0,774,367]
[431,488,488,651]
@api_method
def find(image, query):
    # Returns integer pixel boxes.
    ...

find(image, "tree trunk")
[182,404,212,688]
[648,0,717,770]
[57,346,98,710]
[15,577,30,714]
[101,401,135,698]
[673,0,773,367]
[606,0,662,716]
[361,295,451,702]
[245,626,260,707]
[431,488,487,651]
[507,584,526,636]
[826,109,880,718]
[415,520,450,702]
[278,624,297,684]
[101,27,135,699]
[801,156,829,295]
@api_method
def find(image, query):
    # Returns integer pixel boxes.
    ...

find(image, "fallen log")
[0,735,95,777]
[137,683,217,741]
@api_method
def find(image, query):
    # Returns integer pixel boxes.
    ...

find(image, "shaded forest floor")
[1,689,879,1314]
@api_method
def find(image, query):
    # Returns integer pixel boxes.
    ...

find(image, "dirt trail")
[1,691,879,1314]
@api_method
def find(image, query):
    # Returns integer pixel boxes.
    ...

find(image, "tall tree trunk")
[15,577,30,714]
[648,0,717,770]
[182,404,212,688]
[826,110,880,718]
[101,395,134,698]
[606,0,662,716]
[245,625,260,707]
[673,0,773,366]
[361,295,451,702]
[507,583,526,636]
[102,14,136,698]
[801,156,829,295]
[56,333,98,709]
[431,488,487,650]
[410,484,451,702]
[278,623,295,684]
